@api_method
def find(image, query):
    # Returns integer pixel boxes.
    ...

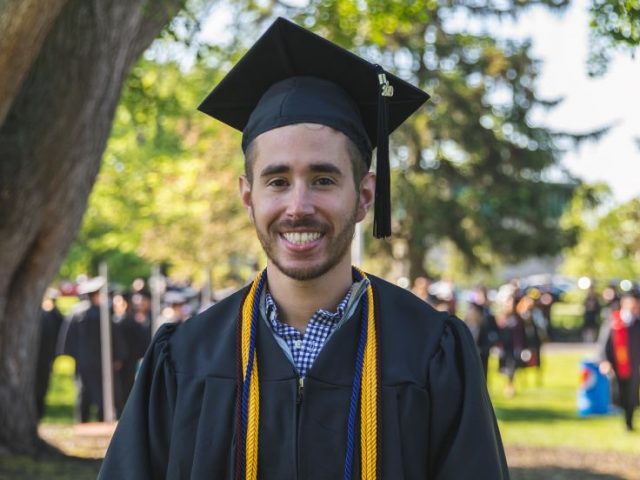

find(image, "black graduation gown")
[112,313,151,416]
[603,317,640,411]
[35,306,64,418]
[63,303,127,421]
[98,275,509,479]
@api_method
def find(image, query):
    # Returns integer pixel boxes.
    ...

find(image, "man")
[159,290,193,324]
[600,290,640,431]
[62,277,108,422]
[130,288,153,351]
[35,288,65,419]
[99,18,509,479]
[465,285,499,382]
[63,277,125,422]
[111,291,145,417]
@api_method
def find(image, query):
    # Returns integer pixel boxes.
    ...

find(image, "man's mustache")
[274,218,329,232]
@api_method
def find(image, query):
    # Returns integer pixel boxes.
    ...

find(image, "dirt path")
[39,423,115,459]
[507,445,640,480]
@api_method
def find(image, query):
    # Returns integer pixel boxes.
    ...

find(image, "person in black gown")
[99,17,509,479]
[600,291,640,431]
[35,288,65,419]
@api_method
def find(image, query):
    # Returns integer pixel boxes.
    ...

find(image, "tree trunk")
[0,0,69,125]
[0,0,182,455]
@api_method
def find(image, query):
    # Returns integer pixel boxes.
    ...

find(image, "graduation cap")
[164,290,188,306]
[77,276,105,295]
[198,17,429,238]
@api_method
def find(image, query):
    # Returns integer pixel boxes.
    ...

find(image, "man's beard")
[255,207,358,281]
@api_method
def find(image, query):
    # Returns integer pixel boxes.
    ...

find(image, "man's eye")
[267,178,288,187]
[315,177,336,186]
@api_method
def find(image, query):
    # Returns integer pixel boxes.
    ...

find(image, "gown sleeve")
[98,322,179,480]
[427,316,510,479]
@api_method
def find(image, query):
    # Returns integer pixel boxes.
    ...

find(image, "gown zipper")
[295,375,305,478]
[297,376,305,403]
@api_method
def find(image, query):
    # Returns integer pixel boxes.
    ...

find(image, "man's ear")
[356,172,375,222]
[239,175,254,223]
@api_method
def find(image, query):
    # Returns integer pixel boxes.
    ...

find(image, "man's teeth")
[283,232,321,244]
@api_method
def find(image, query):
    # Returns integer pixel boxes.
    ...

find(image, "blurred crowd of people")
[411,276,551,397]
[36,272,639,431]
[410,275,640,430]
[35,275,213,423]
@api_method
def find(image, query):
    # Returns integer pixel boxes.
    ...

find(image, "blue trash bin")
[577,360,610,416]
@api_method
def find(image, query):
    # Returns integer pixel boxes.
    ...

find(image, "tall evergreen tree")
[588,0,640,75]
[226,0,597,279]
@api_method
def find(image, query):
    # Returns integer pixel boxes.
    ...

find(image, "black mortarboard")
[198,17,429,238]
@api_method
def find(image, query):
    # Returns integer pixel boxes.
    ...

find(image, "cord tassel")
[237,269,380,480]
[344,268,380,480]
[238,271,266,480]
[373,65,393,239]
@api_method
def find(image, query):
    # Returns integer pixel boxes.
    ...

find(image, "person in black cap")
[61,277,108,422]
[100,18,508,479]
[62,277,126,422]
[130,288,153,352]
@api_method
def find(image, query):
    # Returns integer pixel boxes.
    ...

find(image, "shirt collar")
[259,274,370,330]
[265,287,352,327]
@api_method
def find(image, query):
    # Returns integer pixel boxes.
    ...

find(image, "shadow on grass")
[0,454,102,480]
[511,466,626,480]
[496,406,575,423]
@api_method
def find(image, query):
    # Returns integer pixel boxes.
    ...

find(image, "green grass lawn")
[550,302,583,329]
[488,349,639,454]
[42,355,77,424]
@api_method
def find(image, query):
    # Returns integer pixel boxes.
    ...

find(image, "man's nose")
[285,183,315,217]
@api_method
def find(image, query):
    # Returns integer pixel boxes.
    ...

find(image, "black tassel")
[373,65,392,239]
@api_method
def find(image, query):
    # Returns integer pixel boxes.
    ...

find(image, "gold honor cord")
[356,269,379,479]
[239,269,379,479]
[241,275,261,480]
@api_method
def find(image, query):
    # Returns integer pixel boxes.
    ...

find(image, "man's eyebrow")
[259,162,344,177]
[309,163,343,175]
[260,164,290,177]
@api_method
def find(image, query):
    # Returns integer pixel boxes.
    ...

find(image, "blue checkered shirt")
[265,288,352,378]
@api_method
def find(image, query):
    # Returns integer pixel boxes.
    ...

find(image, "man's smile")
[281,231,323,245]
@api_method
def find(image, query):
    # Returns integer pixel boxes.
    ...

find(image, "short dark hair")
[244,133,369,188]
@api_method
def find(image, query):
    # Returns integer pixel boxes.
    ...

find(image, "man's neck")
[266,261,353,332]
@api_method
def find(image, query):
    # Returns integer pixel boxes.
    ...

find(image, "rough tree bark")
[0,0,183,455]
[0,0,69,124]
